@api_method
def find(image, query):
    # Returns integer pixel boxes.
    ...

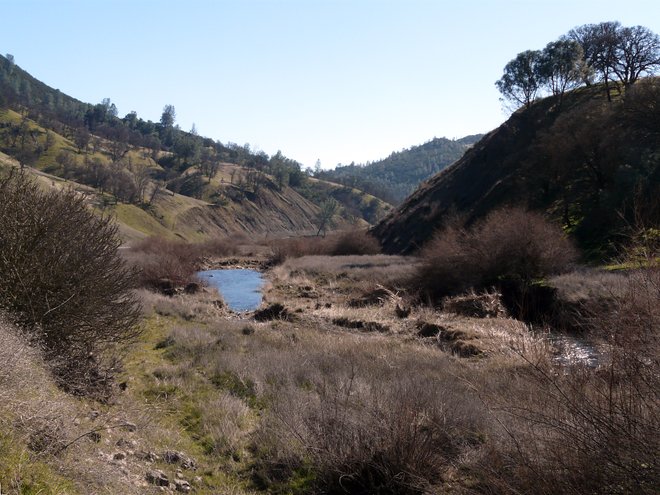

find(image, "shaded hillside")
[317,135,481,204]
[373,81,660,259]
[0,55,391,239]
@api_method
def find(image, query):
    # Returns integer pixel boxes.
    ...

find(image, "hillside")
[317,135,482,204]
[373,81,660,259]
[0,55,391,240]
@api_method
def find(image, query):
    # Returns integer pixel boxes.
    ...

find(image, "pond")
[197,269,264,312]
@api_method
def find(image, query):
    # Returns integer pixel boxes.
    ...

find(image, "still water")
[197,269,264,312]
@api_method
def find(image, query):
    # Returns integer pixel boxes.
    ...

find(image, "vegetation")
[0,19,658,495]
[0,170,141,397]
[0,54,390,234]
[374,80,660,259]
[412,207,577,307]
[496,22,660,108]
[317,135,481,204]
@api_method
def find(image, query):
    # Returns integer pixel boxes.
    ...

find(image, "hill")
[373,81,660,259]
[317,135,482,204]
[0,55,392,241]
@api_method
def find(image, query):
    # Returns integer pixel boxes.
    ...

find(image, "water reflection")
[197,269,264,312]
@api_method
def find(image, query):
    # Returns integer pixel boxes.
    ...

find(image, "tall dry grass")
[476,266,659,494]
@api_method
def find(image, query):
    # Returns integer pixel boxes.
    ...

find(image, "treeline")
[0,54,308,189]
[496,21,660,109]
[317,135,481,205]
[0,54,337,208]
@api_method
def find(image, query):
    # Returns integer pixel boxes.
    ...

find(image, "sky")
[1,0,659,169]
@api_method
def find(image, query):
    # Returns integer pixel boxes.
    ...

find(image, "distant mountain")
[317,135,482,204]
[373,82,660,260]
[0,54,392,241]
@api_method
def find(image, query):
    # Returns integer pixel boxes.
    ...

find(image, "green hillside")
[317,134,482,204]
[0,55,391,240]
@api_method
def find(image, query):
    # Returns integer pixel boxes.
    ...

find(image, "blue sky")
[1,0,659,169]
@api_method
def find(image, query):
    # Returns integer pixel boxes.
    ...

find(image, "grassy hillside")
[0,56,392,240]
[317,135,482,204]
[373,81,660,260]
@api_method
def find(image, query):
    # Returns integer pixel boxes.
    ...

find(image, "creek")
[197,269,264,312]
[549,334,602,367]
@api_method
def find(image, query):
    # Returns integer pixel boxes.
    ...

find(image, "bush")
[0,171,141,396]
[413,207,577,306]
[483,266,659,494]
[329,229,381,256]
[268,229,381,264]
[127,236,243,290]
[255,353,485,494]
[127,236,201,289]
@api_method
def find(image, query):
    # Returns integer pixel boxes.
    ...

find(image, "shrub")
[413,207,577,307]
[329,229,381,256]
[482,266,659,494]
[267,229,381,264]
[127,236,202,289]
[0,171,141,396]
[255,352,486,494]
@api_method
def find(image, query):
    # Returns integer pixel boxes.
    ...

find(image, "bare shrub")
[199,237,241,257]
[0,171,141,396]
[413,207,577,309]
[328,229,381,256]
[268,230,381,264]
[255,350,486,494]
[127,236,202,289]
[481,267,659,494]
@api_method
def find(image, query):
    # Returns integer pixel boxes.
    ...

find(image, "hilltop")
[0,55,391,241]
[317,134,482,204]
[373,81,660,259]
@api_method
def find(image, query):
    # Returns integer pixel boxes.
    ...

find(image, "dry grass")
[471,266,660,494]
[274,254,417,285]
[0,315,163,494]
[148,313,489,493]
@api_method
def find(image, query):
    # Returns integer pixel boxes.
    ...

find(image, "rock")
[163,450,197,470]
[146,470,169,487]
[193,476,203,485]
[116,438,138,449]
[175,479,192,493]
[88,431,101,443]
[113,452,126,460]
[138,451,160,462]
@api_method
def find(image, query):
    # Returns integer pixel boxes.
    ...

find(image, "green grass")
[0,432,78,495]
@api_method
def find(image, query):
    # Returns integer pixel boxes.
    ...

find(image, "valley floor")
[1,253,656,494]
